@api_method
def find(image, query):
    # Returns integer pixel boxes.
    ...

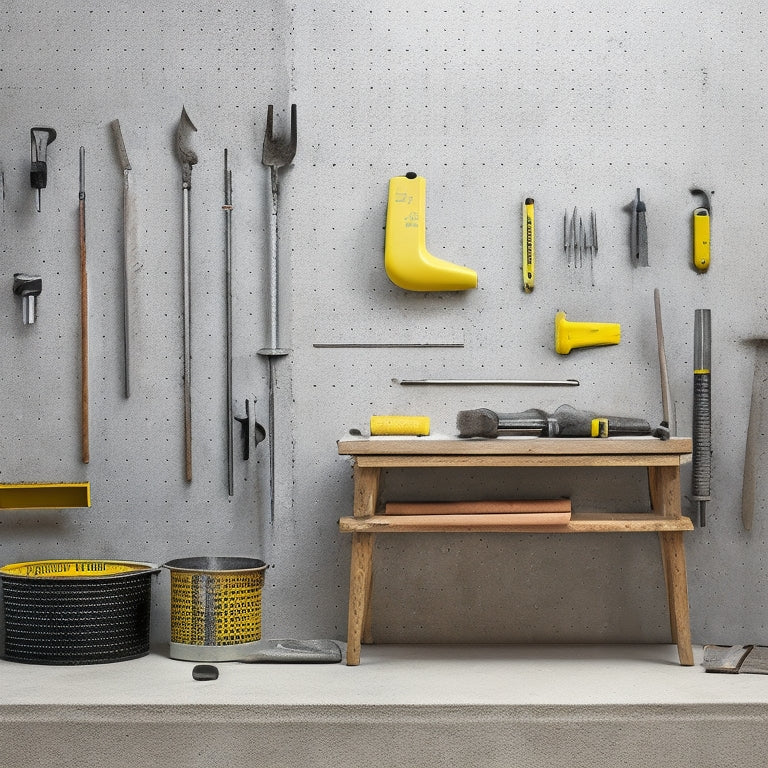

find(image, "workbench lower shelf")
[337,435,695,667]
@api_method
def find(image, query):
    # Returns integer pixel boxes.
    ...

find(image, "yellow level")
[0,482,91,510]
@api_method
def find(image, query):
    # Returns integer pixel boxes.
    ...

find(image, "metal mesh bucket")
[164,556,267,661]
[0,559,160,665]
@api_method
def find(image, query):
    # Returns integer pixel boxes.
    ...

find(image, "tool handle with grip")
[692,309,712,526]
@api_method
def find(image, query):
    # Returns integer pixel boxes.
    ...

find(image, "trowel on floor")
[237,638,342,664]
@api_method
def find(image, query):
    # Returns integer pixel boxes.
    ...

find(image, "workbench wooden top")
[337,434,693,457]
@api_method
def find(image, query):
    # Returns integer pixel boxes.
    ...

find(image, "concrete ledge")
[2,645,768,767]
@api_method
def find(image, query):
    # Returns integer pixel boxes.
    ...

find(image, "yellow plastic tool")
[691,189,712,272]
[523,197,535,292]
[384,172,477,291]
[370,415,430,436]
[555,311,621,355]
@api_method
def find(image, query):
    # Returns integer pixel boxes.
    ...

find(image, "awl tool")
[175,107,198,482]
[260,104,296,522]
[110,120,134,398]
[630,188,648,266]
[30,127,56,212]
[692,309,712,526]
[12,274,42,324]
[691,188,712,272]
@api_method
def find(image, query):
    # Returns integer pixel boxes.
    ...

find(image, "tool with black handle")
[30,127,56,212]
[692,309,712,526]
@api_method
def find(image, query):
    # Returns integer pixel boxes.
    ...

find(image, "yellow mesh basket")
[164,557,267,661]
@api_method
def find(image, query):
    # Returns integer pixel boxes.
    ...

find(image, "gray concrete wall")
[0,0,764,647]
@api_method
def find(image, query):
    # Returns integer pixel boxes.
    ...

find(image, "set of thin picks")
[564,207,598,281]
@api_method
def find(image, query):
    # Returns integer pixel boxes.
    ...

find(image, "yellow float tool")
[691,188,712,272]
[384,172,477,291]
[555,311,621,355]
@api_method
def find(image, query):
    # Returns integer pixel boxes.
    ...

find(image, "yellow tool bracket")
[384,172,477,292]
[0,482,90,510]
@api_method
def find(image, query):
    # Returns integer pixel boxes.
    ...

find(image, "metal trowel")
[238,638,342,664]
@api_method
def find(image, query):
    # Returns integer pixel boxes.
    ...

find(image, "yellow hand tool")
[691,188,712,272]
[523,197,535,292]
[384,172,477,291]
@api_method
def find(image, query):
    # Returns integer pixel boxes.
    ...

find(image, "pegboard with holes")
[0,0,766,647]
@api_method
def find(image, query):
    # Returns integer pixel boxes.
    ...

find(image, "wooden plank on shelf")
[339,512,693,534]
[385,499,571,515]
[338,434,693,457]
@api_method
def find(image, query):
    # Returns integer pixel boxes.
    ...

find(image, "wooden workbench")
[337,434,694,666]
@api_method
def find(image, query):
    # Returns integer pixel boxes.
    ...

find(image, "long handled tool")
[79,147,89,464]
[110,119,133,398]
[224,149,235,496]
[692,309,712,526]
[741,340,768,531]
[653,288,675,439]
[259,104,296,522]
[175,107,198,482]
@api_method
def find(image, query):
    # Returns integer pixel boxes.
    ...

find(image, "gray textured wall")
[0,0,764,646]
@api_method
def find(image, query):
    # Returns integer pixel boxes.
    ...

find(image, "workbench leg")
[346,532,374,666]
[658,531,694,666]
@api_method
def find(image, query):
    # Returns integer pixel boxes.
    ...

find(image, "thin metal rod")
[313,343,464,349]
[182,186,192,482]
[224,149,234,496]
[394,378,580,386]
[653,288,674,433]
[79,146,89,464]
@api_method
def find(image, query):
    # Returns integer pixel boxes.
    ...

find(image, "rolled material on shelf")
[385,499,571,515]
[370,415,430,436]
[371,512,571,528]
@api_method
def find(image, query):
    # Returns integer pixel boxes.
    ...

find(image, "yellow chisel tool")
[691,188,712,272]
[523,197,535,292]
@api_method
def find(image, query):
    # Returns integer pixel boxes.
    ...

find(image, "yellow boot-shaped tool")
[555,311,621,354]
[385,172,478,291]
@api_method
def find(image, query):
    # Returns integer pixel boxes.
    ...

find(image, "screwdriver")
[522,197,534,292]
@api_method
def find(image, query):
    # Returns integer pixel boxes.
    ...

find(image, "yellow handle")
[370,415,430,436]
[523,198,535,293]
[693,208,710,271]
[384,173,477,291]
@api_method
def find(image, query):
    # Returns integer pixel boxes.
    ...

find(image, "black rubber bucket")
[0,559,160,665]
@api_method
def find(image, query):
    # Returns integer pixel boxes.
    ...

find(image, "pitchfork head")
[261,104,297,169]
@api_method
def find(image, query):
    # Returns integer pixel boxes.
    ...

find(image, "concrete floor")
[2,644,768,767]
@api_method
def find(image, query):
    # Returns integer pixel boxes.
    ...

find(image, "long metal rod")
[394,378,579,386]
[111,119,132,398]
[653,288,675,434]
[224,149,234,496]
[182,185,192,481]
[79,146,89,464]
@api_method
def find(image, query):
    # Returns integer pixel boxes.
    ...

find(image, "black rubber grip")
[692,373,712,499]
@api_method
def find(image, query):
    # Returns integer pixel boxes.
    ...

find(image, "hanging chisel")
[111,119,134,398]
